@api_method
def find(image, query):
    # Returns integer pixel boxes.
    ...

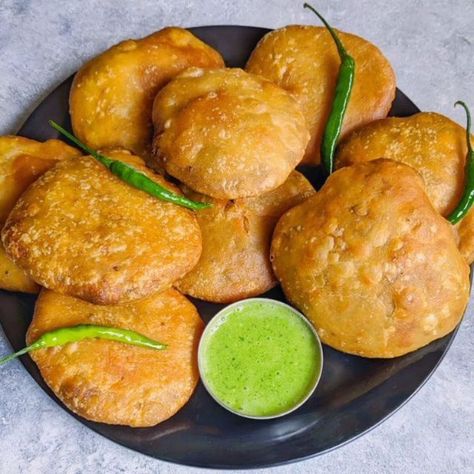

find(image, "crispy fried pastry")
[70,27,224,158]
[27,289,203,427]
[152,67,310,198]
[246,25,396,165]
[2,150,202,304]
[177,171,315,302]
[0,136,81,293]
[271,159,469,358]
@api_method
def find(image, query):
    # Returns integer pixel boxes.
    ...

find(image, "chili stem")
[0,345,38,366]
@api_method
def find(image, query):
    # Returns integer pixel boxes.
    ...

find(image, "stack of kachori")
[0,11,471,428]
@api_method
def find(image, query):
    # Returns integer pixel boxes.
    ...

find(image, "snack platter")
[0,15,471,470]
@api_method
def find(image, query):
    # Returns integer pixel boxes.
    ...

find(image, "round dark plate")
[0,26,461,470]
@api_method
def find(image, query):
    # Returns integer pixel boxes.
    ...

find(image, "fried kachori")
[271,159,470,358]
[336,112,474,263]
[246,25,396,166]
[0,136,81,293]
[176,171,315,303]
[70,27,224,158]
[27,288,203,427]
[152,67,310,199]
[2,150,202,305]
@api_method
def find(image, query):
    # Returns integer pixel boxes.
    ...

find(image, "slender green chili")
[0,324,167,366]
[448,101,474,224]
[304,3,355,174]
[48,120,211,211]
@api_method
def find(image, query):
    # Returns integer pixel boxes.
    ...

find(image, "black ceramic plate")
[0,26,460,470]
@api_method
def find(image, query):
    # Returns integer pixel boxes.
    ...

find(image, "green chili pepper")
[304,3,355,174]
[448,101,474,225]
[0,324,167,366]
[48,120,211,211]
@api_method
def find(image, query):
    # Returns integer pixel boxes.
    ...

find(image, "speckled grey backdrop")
[0,0,473,473]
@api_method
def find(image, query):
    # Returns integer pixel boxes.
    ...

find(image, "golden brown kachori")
[70,27,224,158]
[176,171,315,302]
[152,67,310,199]
[0,136,81,293]
[2,150,202,305]
[271,159,469,358]
[27,288,203,427]
[246,25,396,165]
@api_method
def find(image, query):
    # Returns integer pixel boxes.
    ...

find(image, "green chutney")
[199,299,322,418]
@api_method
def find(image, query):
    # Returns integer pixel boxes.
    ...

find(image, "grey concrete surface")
[0,0,473,473]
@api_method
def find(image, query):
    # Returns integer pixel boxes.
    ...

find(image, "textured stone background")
[0,0,473,473]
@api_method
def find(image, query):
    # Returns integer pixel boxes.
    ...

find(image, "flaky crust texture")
[458,209,474,265]
[152,67,310,199]
[336,113,470,216]
[336,112,474,264]
[176,171,315,302]
[0,244,38,293]
[70,27,224,158]
[2,150,202,305]
[246,25,396,165]
[0,136,81,293]
[27,289,204,427]
[271,159,470,358]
